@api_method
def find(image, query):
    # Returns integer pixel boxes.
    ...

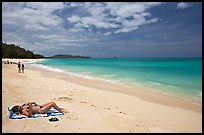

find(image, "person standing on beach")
[17,62,21,73]
[22,64,25,73]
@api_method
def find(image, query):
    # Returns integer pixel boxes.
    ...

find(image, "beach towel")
[8,107,64,119]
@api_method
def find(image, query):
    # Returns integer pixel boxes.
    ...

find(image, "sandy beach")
[2,58,202,133]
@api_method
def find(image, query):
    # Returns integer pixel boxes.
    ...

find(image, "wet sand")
[2,59,202,133]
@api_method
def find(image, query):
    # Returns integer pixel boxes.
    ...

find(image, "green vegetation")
[48,54,91,58]
[2,42,44,59]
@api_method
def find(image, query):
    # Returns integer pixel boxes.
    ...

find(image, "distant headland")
[2,42,91,59]
[2,42,44,59]
[47,54,91,58]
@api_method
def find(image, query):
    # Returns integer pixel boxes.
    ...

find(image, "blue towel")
[8,107,64,119]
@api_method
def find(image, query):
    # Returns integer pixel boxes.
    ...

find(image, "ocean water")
[29,58,202,101]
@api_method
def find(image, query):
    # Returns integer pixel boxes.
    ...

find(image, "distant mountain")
[47,54,91,58]
[2,42,44,59]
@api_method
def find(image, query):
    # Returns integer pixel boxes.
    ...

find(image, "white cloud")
[67,15,119,29]
[67,15,81,23]
[26,2,64,12]
[2,31,25,43]
[2,2,64,31]
[66,2,162,34]
[148,18,158,23]
[2,2,163,56]
[177,2,191,9]
[2,31,37,51]
[106,2,160,18]
[36,34,87,43]
[35,34,66,40]
[104,32,112,35]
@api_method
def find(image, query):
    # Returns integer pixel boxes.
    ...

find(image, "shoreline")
[2,58,45,63]
[2,59,202,132]
[27,62,202,113]
[3,58,202,112]
[25,58,202,112]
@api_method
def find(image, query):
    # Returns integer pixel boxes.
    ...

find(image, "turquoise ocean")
[28,58,202,103]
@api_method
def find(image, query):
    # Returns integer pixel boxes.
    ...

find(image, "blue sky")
[2,2,202,58]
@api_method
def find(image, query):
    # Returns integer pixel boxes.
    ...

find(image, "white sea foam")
[29,63,65,73]
[65,72,118,84]
[65,71,96,80]
[147,81,164,88]
[198,91,202,97]
[28,63,117,84]
[80,72,92,75]
[23,59,45,64]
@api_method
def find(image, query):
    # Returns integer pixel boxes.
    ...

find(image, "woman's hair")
[11,105,19,113]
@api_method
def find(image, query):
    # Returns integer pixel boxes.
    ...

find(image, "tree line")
[2,42,44,59]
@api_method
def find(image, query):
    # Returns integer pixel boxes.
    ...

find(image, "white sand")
[2,59,202,133]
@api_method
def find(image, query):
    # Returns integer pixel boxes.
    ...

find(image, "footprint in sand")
[104,107,111,110]
[91,104,97,107]
[104,107,127,115]
[54,97,72,101]
[135,120,146,128]
[115,107,127,115]
[119,111,127,115]
[129,129,135,133]
[80,101,87,104]
[80,102,96,107]
[65,112,78,120]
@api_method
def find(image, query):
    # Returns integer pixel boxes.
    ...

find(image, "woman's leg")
[41,102,53,107]
[38,102,63,113]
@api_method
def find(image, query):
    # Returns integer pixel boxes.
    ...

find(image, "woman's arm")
[27,102,36,104]
[22,103,33,117]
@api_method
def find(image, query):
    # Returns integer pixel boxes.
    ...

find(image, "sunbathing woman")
[11,102,64,117]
